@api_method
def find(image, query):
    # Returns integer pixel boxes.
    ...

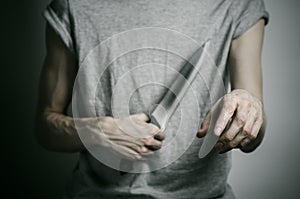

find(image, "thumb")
[197,112,211,138]
[130,113,150,122]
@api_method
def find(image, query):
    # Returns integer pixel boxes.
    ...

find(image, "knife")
[198,97,224,158]
[150,41,210,130]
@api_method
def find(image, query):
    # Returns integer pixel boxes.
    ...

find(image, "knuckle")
[142,138,152,145]
[135,146,143,153]
[224,134,233,142]
[228,141,237,148]
[249,132,257,140]
[243,127,251,136]
[225,102,234,112]
[252,111,259,120]
[148,123,159,131]
[138,146,145,153]
[220,136,227,143]
[244,100,251,108]
[241,139,250,147]
[237,115,246,125]
[223,109,234,120]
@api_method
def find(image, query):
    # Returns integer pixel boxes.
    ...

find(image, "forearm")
[228,19,266,153]
[36,111,84,153]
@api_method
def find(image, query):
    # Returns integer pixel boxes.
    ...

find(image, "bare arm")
[197,19,267,153]
[228,19,266,152]
[35,24,83,152]
[229,20,265,101]
[35,24,165,155]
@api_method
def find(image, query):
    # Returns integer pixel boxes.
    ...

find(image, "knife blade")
[150,41,210,130]
[198,97,224,158]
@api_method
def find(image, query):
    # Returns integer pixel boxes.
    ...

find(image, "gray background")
[1,0,299,198]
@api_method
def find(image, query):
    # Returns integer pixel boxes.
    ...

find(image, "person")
[35,0,269,198]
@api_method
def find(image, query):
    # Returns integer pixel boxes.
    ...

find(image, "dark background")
[1,0,299,198]
[1,1,78,198]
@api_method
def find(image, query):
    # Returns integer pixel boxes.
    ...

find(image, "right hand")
[76,113,165,160]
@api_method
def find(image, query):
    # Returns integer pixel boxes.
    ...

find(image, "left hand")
[197,89,264,153]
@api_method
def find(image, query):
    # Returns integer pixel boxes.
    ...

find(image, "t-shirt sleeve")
[43,0,74,52]
[232,0,269,39]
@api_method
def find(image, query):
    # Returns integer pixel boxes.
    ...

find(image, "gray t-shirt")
[43,0,269,198]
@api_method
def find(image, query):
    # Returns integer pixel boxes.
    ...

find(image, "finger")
[249,119,263,140]
[239,117,262,148]
[237,115,261,147]
[142,138,162,150]
[112,144,144,160]
[145,122,162,135]
[140,150,155,157]
[218,146,233,154]
[154,131,166,141]
[132,122,161,140]
[242,111,256,137]
[108,135,144,146]
[131,113,150,122]
[130,118,162,138]
[227,130,248,149]
[240,137,252,148]
[214,97,237,136]
[215,141,224,151]
[201,111,211,130]
[196,129,206,138]
[214,141,232,154]
[219,114,243,144]
[197,112,211,138]
[114,140,148,153]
